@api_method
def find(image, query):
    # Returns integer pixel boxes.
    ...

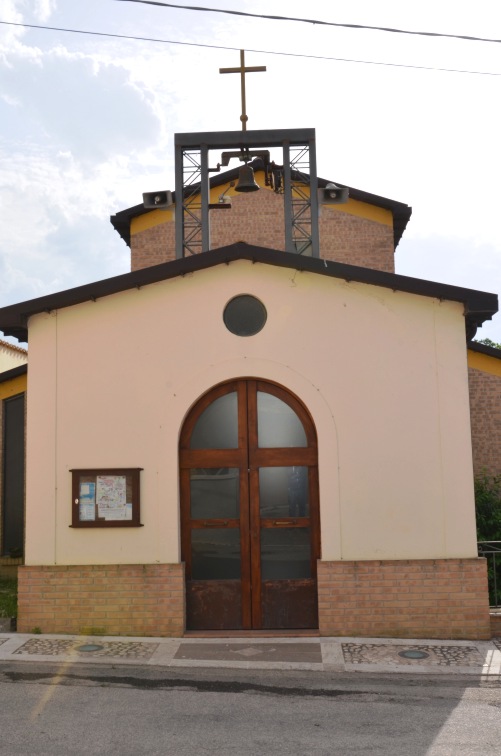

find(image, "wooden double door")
[180,380,320,631]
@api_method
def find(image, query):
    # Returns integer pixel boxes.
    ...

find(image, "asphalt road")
[0,663,500,755]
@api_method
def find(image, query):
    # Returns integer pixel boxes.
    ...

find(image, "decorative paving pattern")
[342,643,484,667]
[493,638,501,651]
[13,638,159,659]
[174,642,323,664]
[0,638,7,647]
[14,638,75,656]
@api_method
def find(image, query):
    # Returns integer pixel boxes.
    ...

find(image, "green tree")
[475,338,501,350]
[475,474,501,541]
[475,474,501,606]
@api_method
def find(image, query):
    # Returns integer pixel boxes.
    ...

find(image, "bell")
[235,164,260,192]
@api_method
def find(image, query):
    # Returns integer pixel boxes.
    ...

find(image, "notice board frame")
[70,468,143,528]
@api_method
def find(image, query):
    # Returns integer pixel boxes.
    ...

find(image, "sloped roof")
[468,341,501,359]
[0,363,27,383]
[0,338,27,355]
[0,243,496,344]
[110,158,412,250]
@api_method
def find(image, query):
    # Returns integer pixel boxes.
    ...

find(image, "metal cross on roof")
[219,50,266,132]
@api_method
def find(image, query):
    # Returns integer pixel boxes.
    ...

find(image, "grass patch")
[0,577,17,618]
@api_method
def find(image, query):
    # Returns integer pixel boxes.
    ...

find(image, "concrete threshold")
[184,629,320,638]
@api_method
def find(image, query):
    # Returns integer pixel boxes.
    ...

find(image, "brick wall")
[17,564,185,637]
[131,191,395,273]
[468,366,501,477]
[131,221,176,271]
[15,560,493,639]
[211,190,286,252]
[318,558,491,640]
[319,208,394,272]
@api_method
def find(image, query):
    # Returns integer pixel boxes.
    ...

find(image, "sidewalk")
[1,632,500,676]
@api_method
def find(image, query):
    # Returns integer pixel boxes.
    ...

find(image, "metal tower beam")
[174,129,319,259]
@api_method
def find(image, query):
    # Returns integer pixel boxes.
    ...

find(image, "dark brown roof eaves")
[110,160,411,250]
[468,341,501,359]
[110,203,144,247]
[0,244,496,344]
[0,363,27,383]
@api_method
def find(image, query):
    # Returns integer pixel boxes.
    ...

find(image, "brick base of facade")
[16,559,493,639]
[17,564,185,637]
[318,558,491,640]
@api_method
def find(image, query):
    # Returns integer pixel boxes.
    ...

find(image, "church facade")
[0,241,496,639]
[0,132,498,639]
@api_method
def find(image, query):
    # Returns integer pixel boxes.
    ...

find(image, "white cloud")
[1,45,160,159]
[0,0,500,342]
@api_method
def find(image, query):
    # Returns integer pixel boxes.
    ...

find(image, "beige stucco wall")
[0,339,27,372]
[24,259,476,567]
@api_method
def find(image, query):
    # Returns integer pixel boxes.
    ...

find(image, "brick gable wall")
[131,190,395,273]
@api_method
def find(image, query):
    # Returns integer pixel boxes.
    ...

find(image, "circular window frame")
[223,294,267,337]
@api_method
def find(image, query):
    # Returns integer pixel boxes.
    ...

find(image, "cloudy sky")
[1,0,500,345]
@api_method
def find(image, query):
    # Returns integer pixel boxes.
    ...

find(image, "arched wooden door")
[180,379,320,631]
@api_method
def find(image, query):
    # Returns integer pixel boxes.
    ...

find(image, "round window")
[223,295,267,337]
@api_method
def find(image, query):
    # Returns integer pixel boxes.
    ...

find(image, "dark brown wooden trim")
[239,381,252,629]
[179,378,320,631]
[180,468,192,577]
[240,478,252,629]
[0,364,27,383]
[70,468,142,528]
[259,517,311,528]
[308,467,321,578]
[190,518,240,529]
[249,464,262,628]
[251,448,317,467]
[180,449,246,468]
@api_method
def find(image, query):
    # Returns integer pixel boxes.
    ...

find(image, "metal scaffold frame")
[174,129,319,259]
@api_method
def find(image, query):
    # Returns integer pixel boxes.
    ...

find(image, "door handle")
[203,520,229,527]
[273,520,296,526]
